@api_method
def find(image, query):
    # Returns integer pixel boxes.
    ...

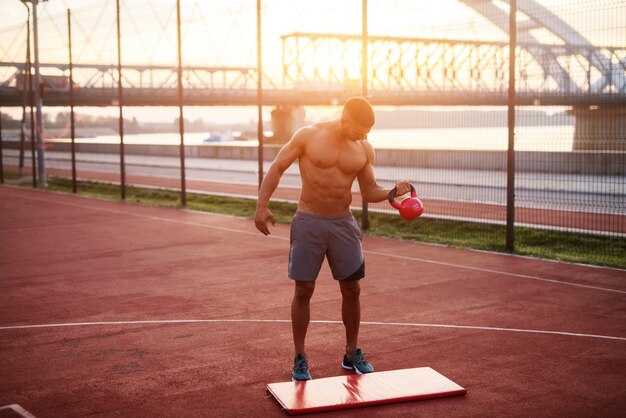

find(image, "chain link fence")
[0,0,624,266]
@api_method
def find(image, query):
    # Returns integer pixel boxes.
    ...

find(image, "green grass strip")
[7,175,626,269]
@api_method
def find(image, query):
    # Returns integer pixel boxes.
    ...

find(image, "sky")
[1,0,624,123]
[3,0,623,67]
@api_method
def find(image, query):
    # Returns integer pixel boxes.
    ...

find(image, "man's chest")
[304,140,367,175]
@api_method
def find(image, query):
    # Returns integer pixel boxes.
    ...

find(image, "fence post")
[32,0,46,187]
[0,107,3,184]
[19,17,29,177]
[29,58,36,187]
[26,12,36,188]
[257,0,264,189]
[361,0,369,230]
[116,0,126,200]
[506,0,517,252]
[22,7,37,187]
[176,0,187,206]
[68,9,77,193]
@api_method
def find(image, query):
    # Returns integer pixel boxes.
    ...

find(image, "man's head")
[340,97,375,141]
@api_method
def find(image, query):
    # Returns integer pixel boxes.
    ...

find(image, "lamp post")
[20,0,47,187]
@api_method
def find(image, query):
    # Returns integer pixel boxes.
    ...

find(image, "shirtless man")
[255,97,410,381]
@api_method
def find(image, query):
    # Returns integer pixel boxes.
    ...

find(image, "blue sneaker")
[292,354,311,382]
[341,348,374,374]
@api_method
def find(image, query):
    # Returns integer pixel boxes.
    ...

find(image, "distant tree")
[42,112,53,128]
[0,112,21,129]
[174,117,204,132]
[55,112,70,127]
[127,116,140,134]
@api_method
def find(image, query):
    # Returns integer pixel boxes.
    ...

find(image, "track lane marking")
[0,404,38,418]
[0,319,624,341]
[363,250,626,294]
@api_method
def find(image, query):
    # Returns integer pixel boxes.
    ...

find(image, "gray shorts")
[289,211,365,281]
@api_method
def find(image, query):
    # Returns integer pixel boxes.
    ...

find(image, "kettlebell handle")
[387,184,416,206]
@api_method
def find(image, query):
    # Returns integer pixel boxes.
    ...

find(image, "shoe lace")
[353,350,370,366]
[294,357,308,372]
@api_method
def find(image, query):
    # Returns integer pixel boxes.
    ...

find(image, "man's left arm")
[357,142,411,203]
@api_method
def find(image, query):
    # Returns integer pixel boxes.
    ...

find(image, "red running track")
[0,185,625,417]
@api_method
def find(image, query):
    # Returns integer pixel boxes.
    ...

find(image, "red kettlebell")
[388,184,424,221]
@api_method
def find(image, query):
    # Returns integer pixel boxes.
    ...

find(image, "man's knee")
[340,280,361,300]
[294,281,316,301]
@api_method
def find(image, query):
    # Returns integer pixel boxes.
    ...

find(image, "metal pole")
[116,0,126,199]
[176,0,186,206]
[506,0,517,252]
[361,0,369,230]
[19,14,30,177]
[67,9,77,193]
[0,107,3,184]
[32,0,46,186]
[28,73,37,189]
[29,52,36,187]
[18,1,36,186]
[257,0,263,189]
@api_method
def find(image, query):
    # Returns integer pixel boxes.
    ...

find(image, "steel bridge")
[1,0,625,108]
[0,34,625,108]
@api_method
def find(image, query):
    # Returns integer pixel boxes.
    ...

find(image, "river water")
[60,125,576,152]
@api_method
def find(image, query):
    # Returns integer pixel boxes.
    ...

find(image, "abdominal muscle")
[297,162,356,216]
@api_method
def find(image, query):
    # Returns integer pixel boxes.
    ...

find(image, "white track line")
[363,250,626,295]
[0,404,38,418]
[0,219,131,234]
[0,319,624,341]
[2,187,625,294]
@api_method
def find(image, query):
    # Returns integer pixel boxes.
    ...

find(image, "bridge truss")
[0,62,269,106]
[281,32,626,106]
[1,30,624,107]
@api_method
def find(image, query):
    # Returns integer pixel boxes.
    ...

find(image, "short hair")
[342,97,375,128]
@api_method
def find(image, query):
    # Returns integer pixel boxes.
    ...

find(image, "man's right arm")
[255,128,308,235]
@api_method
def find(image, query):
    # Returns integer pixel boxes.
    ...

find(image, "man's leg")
[339,279,374,374]
[291,280,316,355]
[339,279,361,354]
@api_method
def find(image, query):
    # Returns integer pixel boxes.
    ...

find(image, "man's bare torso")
[297,121,369,216]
